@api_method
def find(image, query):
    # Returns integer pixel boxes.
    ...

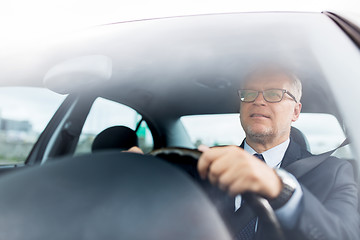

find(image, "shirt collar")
[244,138,290,168]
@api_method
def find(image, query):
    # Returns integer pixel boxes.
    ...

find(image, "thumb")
[198,144,210,152]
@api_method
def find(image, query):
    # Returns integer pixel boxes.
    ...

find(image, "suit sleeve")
[288,160,359,240]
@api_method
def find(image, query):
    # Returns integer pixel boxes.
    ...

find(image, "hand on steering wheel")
[150,147,286,240]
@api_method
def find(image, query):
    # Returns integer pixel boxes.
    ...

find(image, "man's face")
[239,73,301,146]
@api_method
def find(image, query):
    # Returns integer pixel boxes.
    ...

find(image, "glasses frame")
[237,88,298,103]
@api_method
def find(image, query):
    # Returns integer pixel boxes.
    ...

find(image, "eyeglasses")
[237,89,297,103]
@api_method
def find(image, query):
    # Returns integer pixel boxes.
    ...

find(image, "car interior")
[0,12,359,239]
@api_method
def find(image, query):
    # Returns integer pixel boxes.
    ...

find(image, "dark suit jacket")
[225,139,359,240]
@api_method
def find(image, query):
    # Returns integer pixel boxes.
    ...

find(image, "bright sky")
[1,0,360,43]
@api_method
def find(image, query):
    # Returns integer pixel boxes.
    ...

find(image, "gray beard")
[245,126,275,145]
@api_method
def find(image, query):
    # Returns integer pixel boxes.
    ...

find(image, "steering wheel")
[150,147,286,240]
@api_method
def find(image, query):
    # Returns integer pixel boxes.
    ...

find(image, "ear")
[292,102,302,122]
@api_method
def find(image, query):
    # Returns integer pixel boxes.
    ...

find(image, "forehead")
[242,73,293,90]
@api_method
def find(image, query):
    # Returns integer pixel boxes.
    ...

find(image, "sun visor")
[43,55,112,94]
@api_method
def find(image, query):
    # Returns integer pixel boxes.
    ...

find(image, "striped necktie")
[253,153,265,162]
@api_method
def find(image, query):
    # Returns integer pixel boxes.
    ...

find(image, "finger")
[197,144,210,152]
[197,145,211,179]
[198,146,235,179]
[208,155,231,178]
[210,151,247,190]
[217,161,249,193]
[198,146,245,180]
[216,156,259,195]
[203,145,243,159]
[217,167,241,191]
[208,171,219,185]
[226,162,274,197]
[227,178,252,196]
[207,155,233,188]
[197,150,214,179]
[126,146,144,154]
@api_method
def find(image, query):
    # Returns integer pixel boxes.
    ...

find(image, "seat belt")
[285,138,349,179]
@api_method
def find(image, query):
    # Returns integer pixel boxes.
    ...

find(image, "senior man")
[197,67,359,240]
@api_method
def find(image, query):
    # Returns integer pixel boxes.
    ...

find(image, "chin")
[246,125,274,140]
[248,124,272,134]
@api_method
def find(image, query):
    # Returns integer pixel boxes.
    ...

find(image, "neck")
[245,136,289,153]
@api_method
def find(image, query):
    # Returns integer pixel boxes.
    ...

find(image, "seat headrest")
[92,126,138,152]
[290,126,310,152]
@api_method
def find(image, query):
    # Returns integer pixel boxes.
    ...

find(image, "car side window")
[75,97,154,155]
[181,113,353,158]
[0,87,65,165]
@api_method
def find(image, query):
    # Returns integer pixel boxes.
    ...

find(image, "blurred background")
[1,0,360,48]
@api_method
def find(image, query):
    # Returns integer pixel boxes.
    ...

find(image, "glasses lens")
[263,89,283,102]
[239,90,258,102]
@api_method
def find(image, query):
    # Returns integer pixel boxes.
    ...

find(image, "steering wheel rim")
[151,147,286,240]
[151,147,202,159]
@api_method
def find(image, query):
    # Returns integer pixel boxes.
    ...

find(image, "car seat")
[91,126,138,152]
[290,126,310,152]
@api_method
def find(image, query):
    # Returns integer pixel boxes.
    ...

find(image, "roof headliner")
[0,12,344,120]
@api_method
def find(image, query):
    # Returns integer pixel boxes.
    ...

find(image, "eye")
[265,89,282,101]
[246,92,257,98]
[242,91,258,101]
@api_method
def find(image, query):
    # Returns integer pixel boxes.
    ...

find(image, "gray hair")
[287,72,302,102]
[242,65,302,102]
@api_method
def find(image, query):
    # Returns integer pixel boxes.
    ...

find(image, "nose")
[253,91,266,104]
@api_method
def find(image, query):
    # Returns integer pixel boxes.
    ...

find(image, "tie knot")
[253,153,265,162]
